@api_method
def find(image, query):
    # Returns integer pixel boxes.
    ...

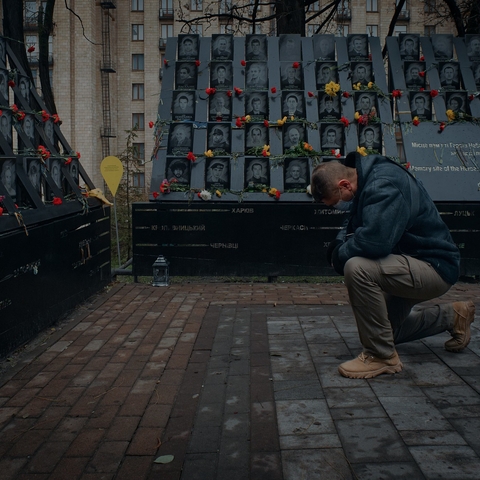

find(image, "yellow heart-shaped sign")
[100,156,123,197]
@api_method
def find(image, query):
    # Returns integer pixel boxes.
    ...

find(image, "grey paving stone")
[201,383,227,403]
[324,386,380,409]
[421,385,480,409]
[268,335,309,352]
[194,404,224,427]
[212,341,233,356]
[308,342,351,358]
[302,327,344,343]
[331,316,359,334]
[378,396,452,431]
[273,380,324,401]
[298,315,333,326]
[396,341,433,355]
[187,425,221,453]
[439,404,480,418]
[405,361,466,387]
[460,376,480,394]
[282,448,354,480]
[449,417,480,456]
[269,351,316,375]
[335,417,412,463]
[352,462,425,480]
[399,429,467,446]
[222,412,249,439]
[368,376,425,398]
[279,433,342,449]
[217,437,249,471]
[409,445,480,479]
[204,367,228,385]
[272,371,319,382]
[315,363,368,389]
[267,319,303,335]
[251,452,283,480]
[181,453,217,480]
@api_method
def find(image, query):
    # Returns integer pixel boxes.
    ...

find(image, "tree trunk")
[443,0,465,36]
[276,0,306,35]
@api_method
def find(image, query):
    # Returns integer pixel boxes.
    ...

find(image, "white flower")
[306,185,312,195]
[334,149,340,157]
[199,190,211,201]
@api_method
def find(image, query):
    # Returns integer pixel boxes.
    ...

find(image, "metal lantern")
[152,255,170,286]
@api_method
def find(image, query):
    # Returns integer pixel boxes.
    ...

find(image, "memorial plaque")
[283,123,306,152]
[0,109,12,148]
[47,157,63,194]
[316,62,338,88]
[466,34,480,61]
[0,67,8,106]
[172,91,195,121]
[212,34,233,60]
[19,114,36,150]
[320,124,343,153]
[445,91,469,115]
[207,123,231,153]
[245,62,268,89]
[16,74,31,108]
[245,92,268,119]
[246,35,267,61]
[431,34,453,60]
[175,62,197,90]
[25,157,43,198]
[313,35,335,61]
[472,62,480,87]
[347,34,369,60]
[177,34,199,60]
[439,62,461,90]
[43,118,55,146]
[280,62,303,90]
[318,93,341,120]
[166,157,190,184]
[245,158,269,187]
[69,158,80,186]
[284,157,309,189]
[245,123,268,150]
[409,92,432,120]
[279,34,302,61]
[354,91,378,117]
[209,91,231,121]
[282,92,305,118]
[0,157,17,201]
[205,157,230,189]
[358,124,382,151]
[404,61,426,90]
[351,62,373,86]
[399,34,420,61]
[210,62,233,89]
[168,123,193,155]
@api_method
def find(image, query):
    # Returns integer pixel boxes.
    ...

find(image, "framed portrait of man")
[347,34,369,60]
[280,62,303,90]
[404,62,426,90]
[432,34,453,61]
[168,123,193,155]
[282,92,305,118]
[210,62,233,89]
[25,157,43,198]
[354,92,378,117]
[175,63,197,90]
[245,92,268,119]
[245,62,268,89]
[246,35,267,61]
[207,123,231,153]
[466,34,480,61]
[439,62,461,90]
[472,62,480,88]
[279,34,302,61]
[318,93,341,120]
[166,158,190,184]
[358,124,382,152]
[351,62,373,87]
[206,157,230,189]
[0,68,8,106]
[245,123,268,150]
[19,114,36,150]
[316,62,338,88]
[69,158,80,187]
[313,35,335,61]
[446,91,468,115]
[409,92,432,120]
[178,34,199,60]
[283,123,305,152]
[43,118,56,147]
[399,34,419,61]
[46,157,64,200]
[284,158,309,189]
[0,158,17,200]
[212,34,233,60]
[16,74,31,108]
[245,158,269,188]
[172,91,195,121]
[209,91,231,121]
[320,124,343,154]
[0,110,12,147]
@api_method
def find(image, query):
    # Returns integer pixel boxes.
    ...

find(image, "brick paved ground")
[0,281,479,479]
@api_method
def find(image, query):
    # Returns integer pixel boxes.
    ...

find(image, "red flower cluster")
[270,87,277,94]
[195,59,201,66]
[430,90,439,98]
[186,151,196,162]
[241,60,246,66]
[331,149,341,158]
[160,179,171,194]
[234,87,243,95]
[292,62,300,69]
[27,45,35,53]
[226,90,232,97]
[263,119,269,128]
[235,117,242,128]
[340,116,349,127]
[17,111,26,121]
[149,121,154,128]
[52,113,60,123]
[53,197,63,205]
[37,145,51,160]
[41,110,50,122]
[11,104,18,113]
[358,114,369,125]
[8,80,15,88]
[392,90,402,98]
[205,87,216,96]
[307,91,315,98]
[342,91,350,98]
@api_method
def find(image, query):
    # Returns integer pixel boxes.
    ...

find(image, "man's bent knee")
[344,256,379,286]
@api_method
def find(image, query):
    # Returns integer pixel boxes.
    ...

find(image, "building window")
[132,24,144,41]
[220,24,234,34]
[31,69,37,88]
[132,0,144,11]
[160,0,173,15]
[161,24,173,38]
[26,34,38,61]
[133,143,145,162]
[132,113,145,130]
[307,25,320,37]
[393,25,407,35]
[25,1,37,25]
[249,24,262,34]
[366,0,377,12]
[132,54,144,70]
[132,83,144,100]
[337,25,349,37]
[424,0,436,13]
[191,0,202,11]
[219,0,232,14]
[191,24,203,36]
[133,172,145,188]
[424,25,435,36]
[249,0,261,13]
[366,25,378,36]
[311,1,320,11]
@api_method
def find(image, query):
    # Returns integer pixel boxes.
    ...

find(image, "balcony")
[398,9,410,21]
[100,1,116,8]
[101,60,116,72]
[337,8,351,20]
[159,8,174,19]
[101,127,116,138]
[159,38,167,49]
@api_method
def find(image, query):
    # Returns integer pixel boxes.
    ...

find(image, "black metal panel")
[0,207,111,358]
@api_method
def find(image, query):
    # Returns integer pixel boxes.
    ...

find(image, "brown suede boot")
[444,301,475,353]
[338,351,403,379]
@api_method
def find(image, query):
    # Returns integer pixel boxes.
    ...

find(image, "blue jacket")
[334,154,460,285]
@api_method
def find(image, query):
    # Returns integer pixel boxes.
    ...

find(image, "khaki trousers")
[344,255,453,358]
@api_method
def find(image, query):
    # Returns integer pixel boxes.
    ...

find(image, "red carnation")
[205,87,216,95]
[163,59,169,66]
[235,117,242,128]
[234,87,243,95]
[292,62,300,69]
[270,87,277,94]
[149,121,154,128]
[226,90,232,97]
[420,55,425,61]
[430,90,439,98]
[41,110,50,122]
[263,120,269,128]
[420,87,425,92]
[439,122,446,132]
[405,162,411,169]
[392,90,402,98]
[8,80,15,88]
[340,116,349,127]
[27,45,35,53]
[412,118,420,126]
[275,190,281,200]
[419,71,425,77]
[152,191,159,199]
[11,104,18,113]
[76,151,81,159]
[241,60,246,66]
[52,114,60,123]
[53,197,63,205]
[307,91,315,98]
[342,91,350,98]
[195,59,201,66]
[186,151,196,162]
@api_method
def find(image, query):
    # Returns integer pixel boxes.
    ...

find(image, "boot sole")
[338,362,403,379]
[445,301,475,353]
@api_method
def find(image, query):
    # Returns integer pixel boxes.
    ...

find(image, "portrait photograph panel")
[446,91,469,115]
[245,92,268,119]
[212,34,233,60]
[16,74,31,108]
[282,92,305,118]
[320,124,343,153]
[166,157,190,185]
[466,34,480,61]
[280,62,303,90]
[0,109,12,148]
[207,123,231,153]
[399,34,420,60]
[0,68,8,106]
[316,62,338,88]
[245,158,269,188]
[318,93,341,120]
[69,158,80,187]
[354,92,378,117]
[404,61,426,90]
[358,124,382,152]
[351,62,373,86]
[172,91,195,121]
[43,118,56,148]
[432,34,453,60]
[205,157,230,189]
[347,34,369,60]
[409,92,432,120]
[313,35,335,61]
[168,123,193,155]
[245,123,268,150]
[46,157,64,200]
[246,35,267,61]
[24,157,43,198]
[210,62,233,89]
[19,113,36,150]
[209,91,231,121]
[284,157,309,189]
[245,62,268,90]
[0,158,17,200]
[177,34,199,60]
[439,62,461,90]
[175,62,197,90]
[279,34,302,61]
[472,62,480,88]
[283,123,306,152]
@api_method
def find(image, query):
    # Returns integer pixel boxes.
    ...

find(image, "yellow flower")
[244,115,251,123]
[446,109,456,121]
[354,112,360,120]
[324,81,340,96]
[204,149,214,157]
[303,142,313,151]
[269,187,278,196]
[262,144,270,152]
[290,116,295,121]
[367,81,374,89]
[262,188,267,193]
[356,146,368,156]
[277,116,287,126]
[215,190,222,197]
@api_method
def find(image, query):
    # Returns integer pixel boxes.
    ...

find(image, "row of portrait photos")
[165,156,311,191]
[0,156,80,205]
